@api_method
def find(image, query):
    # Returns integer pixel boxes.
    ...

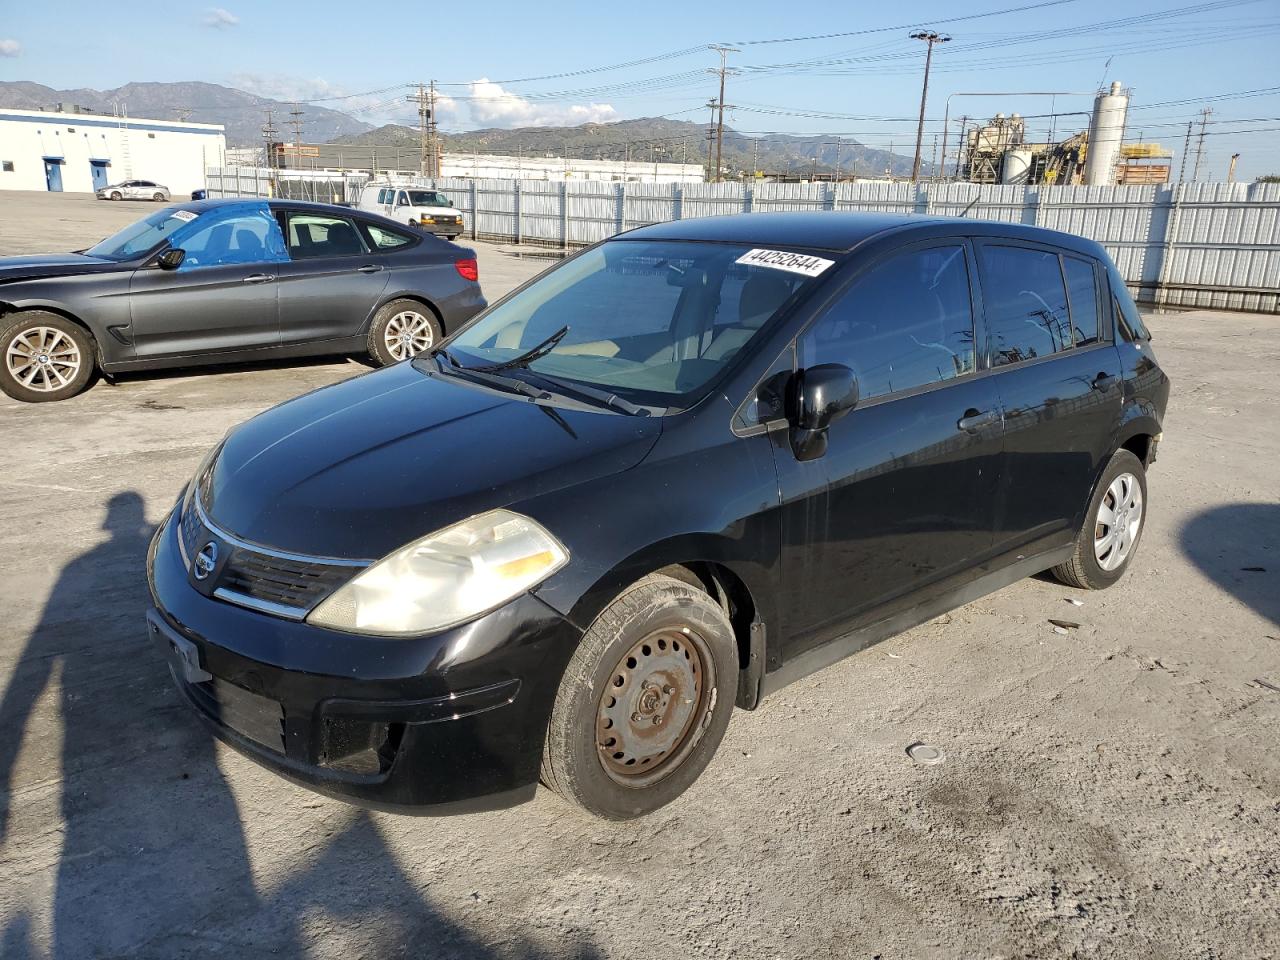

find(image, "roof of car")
[621,211,1105,257]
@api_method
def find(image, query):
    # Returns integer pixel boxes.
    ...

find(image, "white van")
[358,186,465,240]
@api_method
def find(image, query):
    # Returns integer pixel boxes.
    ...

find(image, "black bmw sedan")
[147,212,1169,820]
[0,199,485,402]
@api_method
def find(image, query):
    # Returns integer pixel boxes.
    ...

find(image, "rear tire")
[540,573,738,820]
[1051,449,1148,590]
[367,299,442,366]
[0,312,95,403]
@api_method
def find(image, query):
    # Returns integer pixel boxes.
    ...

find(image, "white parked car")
[97,180,171,202]
[358,186,465,240]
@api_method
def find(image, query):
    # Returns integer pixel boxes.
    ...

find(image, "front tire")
[367,299,442,366]
[109,191,122,201]
[1051,449,1148,589]
[541,573,738,820]
[0,312,95,402]
[153,192,166,202]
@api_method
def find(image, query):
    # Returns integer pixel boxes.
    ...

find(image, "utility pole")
[1192,108,1211,182]
[1228,152,1241,183]
[288,102,305,169]
[407,83,439,178]
[909,30,950,182]
[261,109,278,170]
[708,44,739,183]
[955,116,968,180]
[833,137,842,183]
[1178,120,1193,183]
[706,99,718,182]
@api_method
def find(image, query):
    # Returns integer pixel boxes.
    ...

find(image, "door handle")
[241,273,276,284]
[357,264,384,274]
[957,409,999,433]
[1091,373,1120,392]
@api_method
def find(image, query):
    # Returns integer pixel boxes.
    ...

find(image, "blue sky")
[1,0,1277,179]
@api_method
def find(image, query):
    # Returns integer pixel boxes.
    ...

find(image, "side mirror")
[789,363,859,461]
[157,248,186,270]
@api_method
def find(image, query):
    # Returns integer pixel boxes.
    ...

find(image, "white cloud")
[465,79,616,128]
[0,38,21,57]
[228,73,460,127]
[202,8,239,28]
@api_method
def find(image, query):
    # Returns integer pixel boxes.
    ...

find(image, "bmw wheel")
[1,312,95,403]
[540,573,738,819]
[367,299,442,365]
[1051,449,1148,590]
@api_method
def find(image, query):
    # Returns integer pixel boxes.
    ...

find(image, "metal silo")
[1085,81,1129,185]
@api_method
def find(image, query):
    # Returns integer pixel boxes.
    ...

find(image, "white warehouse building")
[0,108,226,196]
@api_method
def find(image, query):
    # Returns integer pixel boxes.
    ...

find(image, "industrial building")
[268,141,706,183]
[0,107,226,195]
[956,81,1172,187]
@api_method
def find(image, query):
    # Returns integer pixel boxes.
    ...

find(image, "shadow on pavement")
[1180,502,1279,626]
[0,492,599,959]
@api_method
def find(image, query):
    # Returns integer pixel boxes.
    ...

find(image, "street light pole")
[910,30,950,183]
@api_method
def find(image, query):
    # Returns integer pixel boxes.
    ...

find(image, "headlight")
[307,509,568,636]
[420,216,435,224]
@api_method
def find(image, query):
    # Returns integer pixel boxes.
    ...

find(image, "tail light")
[454,258,479,282]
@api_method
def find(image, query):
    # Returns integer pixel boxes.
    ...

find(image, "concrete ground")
[0,192,1277,959]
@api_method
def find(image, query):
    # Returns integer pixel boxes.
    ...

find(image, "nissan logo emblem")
[193,541,218,581]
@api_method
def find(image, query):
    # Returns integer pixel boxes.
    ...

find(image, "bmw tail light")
[454,258,479,282]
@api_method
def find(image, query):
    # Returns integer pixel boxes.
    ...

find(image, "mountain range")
[0,80,924,178]
[0,81,372,145]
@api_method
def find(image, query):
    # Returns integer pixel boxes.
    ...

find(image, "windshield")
[406,191,451,207]
[85,208,192,261]
[443,239,834,404]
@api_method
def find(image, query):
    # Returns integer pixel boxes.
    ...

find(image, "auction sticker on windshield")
[170,210,199,223]
[735,248,834,277]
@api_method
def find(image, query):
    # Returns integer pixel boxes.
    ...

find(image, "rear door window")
[285,213,370,259]
[978,245,1073,366]
[1062,256,1102,347]
[799,244,977,401]
[365,222,416,250]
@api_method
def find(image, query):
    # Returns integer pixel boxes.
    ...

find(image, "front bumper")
[147,506,582,814]
[414,219,464,236]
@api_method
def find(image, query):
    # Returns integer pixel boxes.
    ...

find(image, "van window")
[1062,256,1101,347]
[979,245,1073,366]
[376,188,388,204]
[799,244,976,401]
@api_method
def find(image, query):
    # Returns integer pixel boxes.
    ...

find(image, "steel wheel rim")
[596,627,716,788]
[1094,472,1143,571]
[6,326,81,393]
[384,311,433,361]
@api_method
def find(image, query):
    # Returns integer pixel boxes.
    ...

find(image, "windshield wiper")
[469,326,569,373]
[437,358,549,400]
[517,369,649,417]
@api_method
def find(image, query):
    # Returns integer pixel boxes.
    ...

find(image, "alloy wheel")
[1094,472,1143,571]
[5,326,82,393]
[383,311,434,361]
[596,627,715,788]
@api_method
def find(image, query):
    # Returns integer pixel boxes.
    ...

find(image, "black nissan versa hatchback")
[147,212,1169,820]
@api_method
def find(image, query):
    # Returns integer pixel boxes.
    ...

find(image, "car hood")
[204,361,662,559]
[413,206,463,218]
[0,253,122,284]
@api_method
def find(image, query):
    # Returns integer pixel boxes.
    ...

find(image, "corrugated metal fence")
[207,168,1280,313]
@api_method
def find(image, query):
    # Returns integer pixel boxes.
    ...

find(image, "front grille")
[185,675,285,754]
[220,548,356,610]
[179,500,362,617]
